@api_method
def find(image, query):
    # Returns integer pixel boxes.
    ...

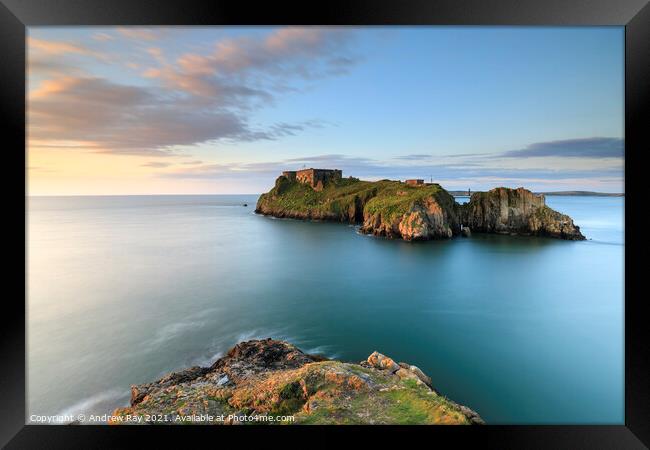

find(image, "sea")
[26,194,624,424]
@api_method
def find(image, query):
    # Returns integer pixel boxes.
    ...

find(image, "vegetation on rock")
[461,187,585,240]
[256,175,585,240]
[111,339,483,425]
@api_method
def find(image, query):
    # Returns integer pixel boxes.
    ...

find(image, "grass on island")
[363,182,445,222]
[260,176,378,215]
[259,176,450,221]
[295,374,470,425]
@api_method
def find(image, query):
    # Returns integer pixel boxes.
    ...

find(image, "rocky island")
[111,339,483,425]
[255,168,585,241]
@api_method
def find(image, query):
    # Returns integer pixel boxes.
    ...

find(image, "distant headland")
[449,190,624,197]
[256,169,586,241]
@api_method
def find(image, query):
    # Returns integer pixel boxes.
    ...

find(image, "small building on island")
[405,179,424,186]
[282,168,342,191]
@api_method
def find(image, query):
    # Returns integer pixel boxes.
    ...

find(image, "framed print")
[2,0,648,447]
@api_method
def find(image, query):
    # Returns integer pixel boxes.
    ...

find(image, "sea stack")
[461,187,585,240]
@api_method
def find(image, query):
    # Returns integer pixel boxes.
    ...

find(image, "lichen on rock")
[110,339,484,425]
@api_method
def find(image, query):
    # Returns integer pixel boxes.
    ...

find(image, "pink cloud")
[28,27,359,155]
[117,27,164,41]
[28,37,95,56]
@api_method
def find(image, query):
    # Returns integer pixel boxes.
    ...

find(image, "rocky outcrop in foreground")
[255,175,585,241]
[111,339,483,425]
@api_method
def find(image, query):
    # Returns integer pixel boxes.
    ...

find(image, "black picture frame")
[2,0,648,447]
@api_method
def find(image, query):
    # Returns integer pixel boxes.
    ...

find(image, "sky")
[27,26,624,195]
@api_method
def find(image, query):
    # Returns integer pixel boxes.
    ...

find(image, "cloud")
[92,32,115,42]
[158,154,469,181]
[143,28,357,101]
[158,154,379,180]
[500,137,624,158]
[158,151,623,193]
[284,153,374,165]
[141,161,172,168]
[28,166,59,173]
[173,28,356,78]
[29,77,247,153]
[28,76,330,154]
[28,37,98,57]
[394,154,432,161]
[28,37,110,79]
[444,152,485,158]
[28,28,358,155]
[28,58,74,76]
[143,66,273,103]
[117,27,165,41]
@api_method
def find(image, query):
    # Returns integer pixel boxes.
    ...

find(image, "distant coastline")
[449,191,624,197]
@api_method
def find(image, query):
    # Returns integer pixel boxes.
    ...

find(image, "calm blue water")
[27,195,624,424]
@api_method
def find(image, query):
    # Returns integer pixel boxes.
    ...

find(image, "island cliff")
[255,171,585,241]
[462,187,585,240]
[111,339,483,425]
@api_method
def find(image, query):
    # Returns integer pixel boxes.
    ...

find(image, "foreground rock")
[111,339,483,425]
[256,173,585,241]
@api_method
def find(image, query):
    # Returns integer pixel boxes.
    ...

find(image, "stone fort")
[282,168,342,191]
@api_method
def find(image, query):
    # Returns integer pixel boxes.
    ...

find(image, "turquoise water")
[27,195,624,424]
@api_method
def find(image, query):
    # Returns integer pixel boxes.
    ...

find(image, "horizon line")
[26,190,626,198]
